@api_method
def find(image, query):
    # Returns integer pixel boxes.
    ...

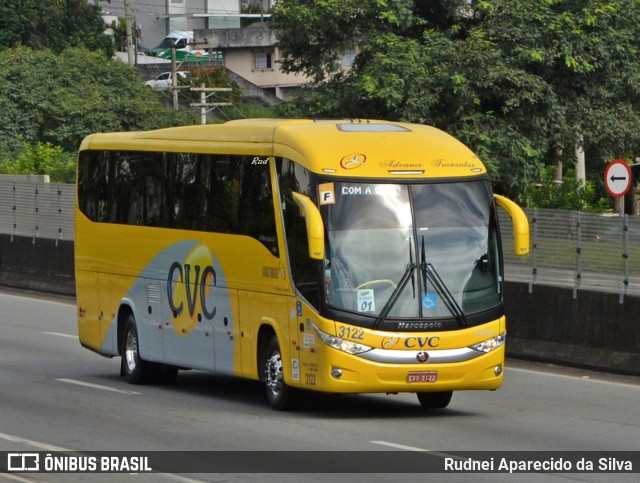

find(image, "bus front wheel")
[417,391,452,409]
[262,335,297,411]
[121,315,153,384]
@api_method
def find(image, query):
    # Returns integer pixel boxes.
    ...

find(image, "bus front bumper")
[300,344,505,394]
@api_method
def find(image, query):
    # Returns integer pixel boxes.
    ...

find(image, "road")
[0,290,639,482]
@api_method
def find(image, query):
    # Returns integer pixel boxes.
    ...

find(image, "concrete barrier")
[0,235,75,296]
[504,282,640,376]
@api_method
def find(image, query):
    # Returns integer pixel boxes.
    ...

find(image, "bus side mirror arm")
[291,192,325,260]
[494,194,530,256]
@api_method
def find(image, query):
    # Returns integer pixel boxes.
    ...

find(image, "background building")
[99,0,256,52]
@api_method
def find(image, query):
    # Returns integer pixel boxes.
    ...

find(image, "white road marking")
[0,432,207,483]
[0,431,69,452]
[0,292,73,307]
[43,331,76,339]
[370,440,429,452]
[56,378,141,395]
[370,440,467,461]
[0,473,38,483]
[507,366,640,389]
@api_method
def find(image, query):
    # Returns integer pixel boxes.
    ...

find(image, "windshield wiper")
[373,241,416,329]
[420,236,468,327]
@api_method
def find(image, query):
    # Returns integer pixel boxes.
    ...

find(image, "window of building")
[254,51,272,70]
[341,49,357,68]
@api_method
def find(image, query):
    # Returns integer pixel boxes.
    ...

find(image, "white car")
[144,71,190,91]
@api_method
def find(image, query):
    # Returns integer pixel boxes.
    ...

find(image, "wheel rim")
[124,329,138,373]
[265,350,284,397]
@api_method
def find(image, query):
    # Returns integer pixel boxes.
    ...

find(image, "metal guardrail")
[0,177,75,244]
[1,177,638,300]
[499,208,640,301]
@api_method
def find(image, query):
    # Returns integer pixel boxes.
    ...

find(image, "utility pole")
[125,0,134,65]
[191,85,233,124]
[171,45,179,110]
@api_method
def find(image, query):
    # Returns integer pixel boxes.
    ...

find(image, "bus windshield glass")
[321,180,501,322]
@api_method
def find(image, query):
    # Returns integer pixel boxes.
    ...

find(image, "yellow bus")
[75,119,529,410]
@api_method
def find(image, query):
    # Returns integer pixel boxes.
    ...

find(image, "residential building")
[100,1,322,100]
[99,0,248,52]
[195,21,309,100]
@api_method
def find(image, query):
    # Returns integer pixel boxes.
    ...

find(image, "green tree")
[0,142,76,183]
[527,166,608,212]
[272,0,640,203]
[109,17,129,53]
[0,46,192,154]
[0,0,114,56]
[478,0,640,196]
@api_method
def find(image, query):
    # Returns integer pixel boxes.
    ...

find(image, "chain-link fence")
[1,177,638,299]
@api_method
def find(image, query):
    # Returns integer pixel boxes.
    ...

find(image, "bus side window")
[204,155,279,255]
[238,156,278,256]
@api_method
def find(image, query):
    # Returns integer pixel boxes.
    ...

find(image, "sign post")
[604,160,632,215]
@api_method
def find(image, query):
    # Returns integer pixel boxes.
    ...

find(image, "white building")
[195,21,311,100]
[99,0,254,52]
[100,1,313,100]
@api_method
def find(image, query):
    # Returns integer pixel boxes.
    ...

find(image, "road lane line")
[0,431,69,452]
[56,378,141,395]
[0,472,39,483]
[43,331,76,339]
[370,440,430,452]
[507,367,640,389]
[0,292,73,307]
[0,432,207,483]
[371,440,467,462]
[156,474,210,483]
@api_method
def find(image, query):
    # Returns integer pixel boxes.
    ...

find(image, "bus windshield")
[321,180,501,323]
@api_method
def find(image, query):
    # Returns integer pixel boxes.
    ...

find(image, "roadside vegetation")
[272,0,640,210]
[0,0,638,212]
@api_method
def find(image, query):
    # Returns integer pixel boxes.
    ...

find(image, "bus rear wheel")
[417,391,453,409]
[121,315,153,384]
[262,335,297,411]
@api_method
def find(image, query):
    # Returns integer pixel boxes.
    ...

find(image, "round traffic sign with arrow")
[604,160,632,198]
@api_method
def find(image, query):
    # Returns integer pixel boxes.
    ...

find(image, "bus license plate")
[407,371,437,383]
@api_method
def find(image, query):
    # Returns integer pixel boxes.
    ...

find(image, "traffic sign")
[604,160,632,198]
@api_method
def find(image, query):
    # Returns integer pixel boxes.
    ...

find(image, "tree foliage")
[0,142,76,183]
[0,0,114,57]
[0,46,192,156]
[527,166,609,212]
[273,0,640,203]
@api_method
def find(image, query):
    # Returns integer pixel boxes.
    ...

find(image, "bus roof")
[80,119,487,179]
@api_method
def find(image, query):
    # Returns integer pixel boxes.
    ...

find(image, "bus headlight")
[314,325,373,355]
[469,331,506,353]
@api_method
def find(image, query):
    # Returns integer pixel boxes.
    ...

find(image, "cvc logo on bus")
[380,335,441,349]
[166,245,217,336]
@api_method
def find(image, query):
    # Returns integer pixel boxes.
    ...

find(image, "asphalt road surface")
[1,289,639,482]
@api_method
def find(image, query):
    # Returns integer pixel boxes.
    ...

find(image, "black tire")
[262,335,297,411]
[417,391,453,409]
[121,315,154,384]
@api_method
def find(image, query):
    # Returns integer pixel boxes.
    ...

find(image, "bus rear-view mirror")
[292,192,325,260]
[494,194,530,256]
